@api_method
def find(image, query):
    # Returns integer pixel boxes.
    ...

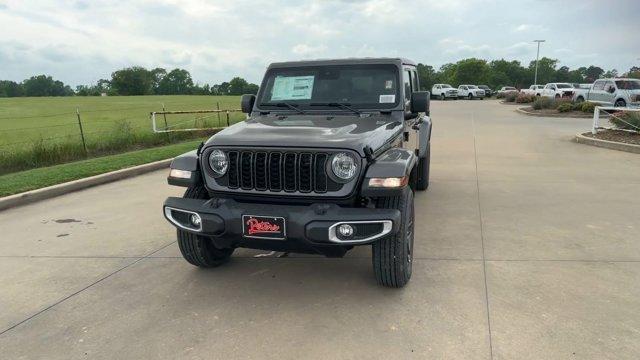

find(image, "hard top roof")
[267,57,417,69]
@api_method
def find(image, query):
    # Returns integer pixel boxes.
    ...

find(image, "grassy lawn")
[0,95,243,174]
[0,139,202,197]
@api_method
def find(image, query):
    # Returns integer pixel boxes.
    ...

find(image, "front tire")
[372,187,415,288]
[614,99,626,107]
[468,93,473,100]
[440,94,446,100]
[177,185,234,267]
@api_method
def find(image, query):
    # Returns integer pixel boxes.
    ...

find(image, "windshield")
[442,84,453,88]
[468,85,478,89]
[257,64,399,110]
[615,80,640,90]
[556,83,573,89]
[505,87,516,90]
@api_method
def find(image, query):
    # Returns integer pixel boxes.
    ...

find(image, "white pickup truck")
[431,84,458,100]
[457,85,485,100]
[520,85,545,97]
[573,78,640,108]
[540,83,575,99]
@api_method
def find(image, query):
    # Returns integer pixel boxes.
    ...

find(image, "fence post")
[216,102,221,127]
[76,107,88,155]
[592,106,600,135]
[162,103,171,142]
[226,111,230,127]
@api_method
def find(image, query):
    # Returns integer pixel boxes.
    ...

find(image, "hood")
[205,113,403,156]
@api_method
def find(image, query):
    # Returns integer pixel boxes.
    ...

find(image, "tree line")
[0,67,259,97]
[1,59,639,98]
[416,57,640,91]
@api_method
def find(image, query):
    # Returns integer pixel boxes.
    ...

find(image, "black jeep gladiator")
[163,58,432,287]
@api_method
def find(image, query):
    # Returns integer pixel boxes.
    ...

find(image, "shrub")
[610,112,640,132]
[504,91,518,102]
[516,94,534,103]
[532,97,555,110]
[557,102,573,113]
[580,101,596,113]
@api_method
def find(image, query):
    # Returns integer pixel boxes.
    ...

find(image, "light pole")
[533,40,545,85]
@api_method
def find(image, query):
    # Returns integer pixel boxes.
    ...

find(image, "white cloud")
[291,44,328,56]
[0,0,638,86]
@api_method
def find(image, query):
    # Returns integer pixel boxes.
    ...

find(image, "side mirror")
[411,91,430,115]
[241,94,256,114]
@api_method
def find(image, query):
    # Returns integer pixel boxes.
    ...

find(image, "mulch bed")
[519,106,591,118]
[582,129,640,146]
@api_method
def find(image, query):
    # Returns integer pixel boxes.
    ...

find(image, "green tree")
[416,63,437,91]
[150,68,167,93]
[0,80,24,97]
[110,67,154,95]
[584,66,604,82]
[603,69,618,78]
[22,75,72,96]
[157,68,194,95]
[528,57,558,85]
[228,77,249,95]
[453,58,490,85]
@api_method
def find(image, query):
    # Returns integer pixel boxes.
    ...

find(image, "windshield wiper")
[310,102,361,115]
[259,102,306,114]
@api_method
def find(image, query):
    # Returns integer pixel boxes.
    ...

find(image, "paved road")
[1,100,639,359]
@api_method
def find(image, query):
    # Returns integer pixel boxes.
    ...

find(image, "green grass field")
[0,95,243,174]
[0,140,202,197]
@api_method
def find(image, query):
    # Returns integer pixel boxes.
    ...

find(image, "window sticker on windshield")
[384,80,393,89]
[379,94,395,103]
[271,76,315,101]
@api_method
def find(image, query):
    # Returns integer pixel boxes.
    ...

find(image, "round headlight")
[208,149,228,177]
[331,153,357,181]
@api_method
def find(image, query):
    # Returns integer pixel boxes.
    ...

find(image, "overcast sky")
[1,0,639,87]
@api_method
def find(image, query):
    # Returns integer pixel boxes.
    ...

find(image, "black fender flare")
[360,148,417,197]
[168,150,202,187]
[418,115,432,158]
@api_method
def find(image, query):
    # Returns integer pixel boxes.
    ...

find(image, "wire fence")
[0,100,245,174]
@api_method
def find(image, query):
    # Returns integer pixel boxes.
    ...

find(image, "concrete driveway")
[1,100,639,359]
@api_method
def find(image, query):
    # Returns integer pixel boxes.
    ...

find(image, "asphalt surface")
[1,100,639,359]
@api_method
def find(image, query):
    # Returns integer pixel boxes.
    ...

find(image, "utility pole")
[533,40,546,85]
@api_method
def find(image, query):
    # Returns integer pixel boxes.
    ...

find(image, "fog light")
[190,214,201,227]
[338,224,354,237]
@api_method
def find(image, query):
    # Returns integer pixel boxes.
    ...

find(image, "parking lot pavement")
[1,100,639,359]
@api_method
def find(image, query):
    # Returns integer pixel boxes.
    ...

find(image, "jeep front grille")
[224,150,332,193]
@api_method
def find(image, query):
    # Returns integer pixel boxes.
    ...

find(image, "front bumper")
[163,197,401,254]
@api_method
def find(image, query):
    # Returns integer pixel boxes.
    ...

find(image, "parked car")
[477,85,492,97]
[520,85,545,96]
[496,86,517,97]
[457,85,485,100]
[573,78,640,108]
[162,58,433,288]
[573,83,592,90]
[540,83,575,99]
[431,83,458,100]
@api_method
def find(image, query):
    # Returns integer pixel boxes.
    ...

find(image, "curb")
[574,133,640,154]
[515,107,591,118]
[0,158,172,212]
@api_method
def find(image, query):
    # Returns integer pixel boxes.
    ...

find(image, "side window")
[411,70,419,92]
[593,81,605,91]
[604,81,616,92]
[403,70,412,101]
